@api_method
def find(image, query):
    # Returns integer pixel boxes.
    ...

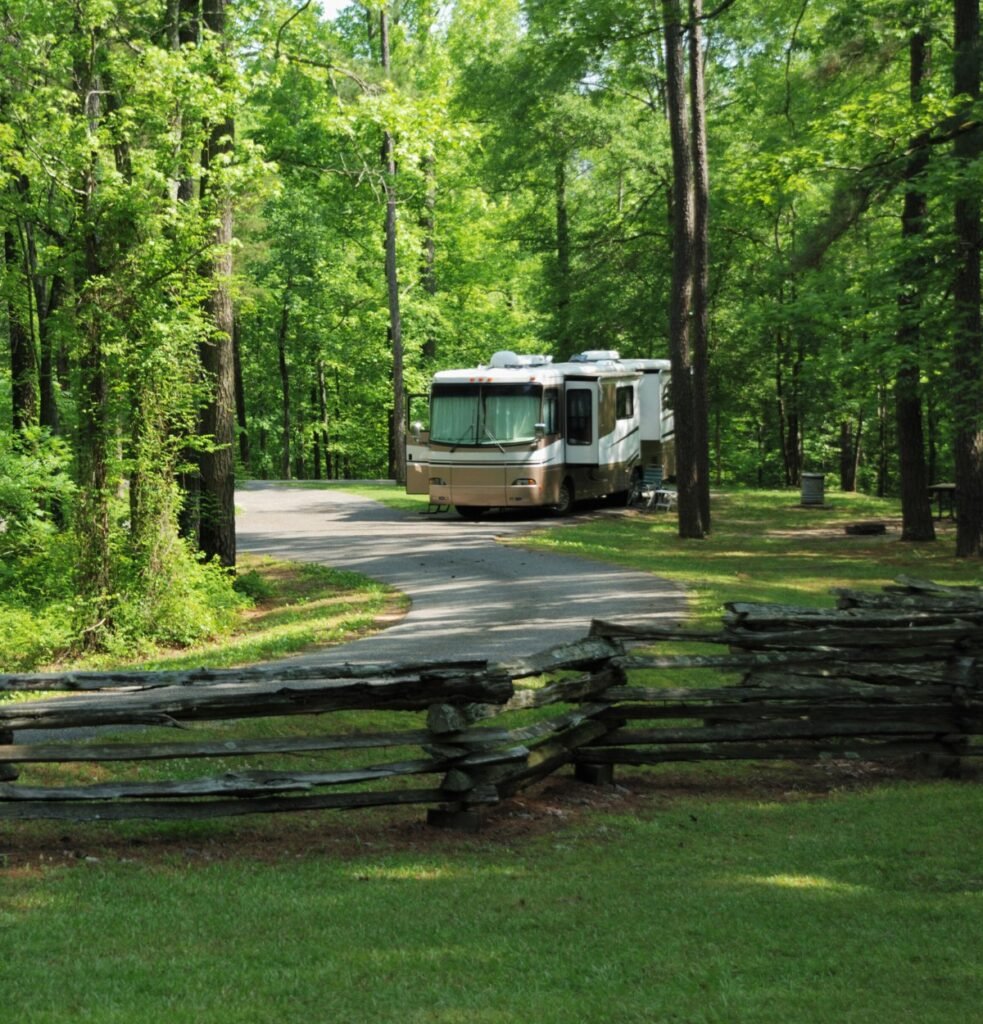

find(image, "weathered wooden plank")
[0,785,501,822]
[0,746,530,803]
[600,682,956,705]
[832,589,983,614]
[0,658,494,695]
[724,623,982,650]
[0,670,514,731]
[590,621,728,643]
[615,651,955,683]
[575,738,955,765]
[890,576,983,596]
[435,704,610,750]
[589,719,956,746]
[494,719,612,798]
[745,664,953,686]
[615,650,807,671]
[595,701,957,724]
[501,666,624,711]
[724,603,973,628]
[497,636,625,679]
[0,729,437,764]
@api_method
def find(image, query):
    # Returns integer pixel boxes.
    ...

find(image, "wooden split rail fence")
[0,577,979,829]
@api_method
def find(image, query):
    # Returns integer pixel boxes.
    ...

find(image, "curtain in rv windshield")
[430,383,541,445]
[430,385,478,444]
[483,386,540,442]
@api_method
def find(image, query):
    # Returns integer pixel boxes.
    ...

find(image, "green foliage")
[107,544,249,654]
[233,568,277,602]
[0,430,75,563]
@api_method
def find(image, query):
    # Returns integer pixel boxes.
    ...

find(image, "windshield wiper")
[483,427,506,453]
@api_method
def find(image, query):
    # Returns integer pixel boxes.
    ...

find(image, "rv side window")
[566,389,592,445]
[543,390,558,434]
[616,385,634,420]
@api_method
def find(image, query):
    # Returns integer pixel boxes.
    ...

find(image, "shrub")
[110,541,250,651]
[233,568,277,602]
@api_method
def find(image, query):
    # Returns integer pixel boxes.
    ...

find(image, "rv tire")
[552,479,575,516]
[455,505,486,519]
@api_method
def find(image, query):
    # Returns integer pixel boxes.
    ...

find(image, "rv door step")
[422,503,451,515]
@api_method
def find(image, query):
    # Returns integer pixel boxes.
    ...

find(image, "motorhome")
[405,350,674,517]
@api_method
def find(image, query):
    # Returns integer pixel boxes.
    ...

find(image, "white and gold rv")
[406,350,674,517]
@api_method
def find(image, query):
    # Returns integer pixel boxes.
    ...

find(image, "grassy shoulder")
[53,552,408,672]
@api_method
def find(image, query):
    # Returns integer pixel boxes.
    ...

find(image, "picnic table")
[928,483,956,519]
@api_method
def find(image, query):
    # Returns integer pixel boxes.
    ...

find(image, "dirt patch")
[764,516,956,542]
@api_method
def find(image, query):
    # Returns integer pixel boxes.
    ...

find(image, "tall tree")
[380,6,406,485]
[3,215,36,434]
[663,0,709,538]
[895,22,936,542]
[689,0,711,532]
[198,0,237,567]
[952,0,983,556]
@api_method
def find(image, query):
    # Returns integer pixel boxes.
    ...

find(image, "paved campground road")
[235,483,687,666]
[14,485,685,743]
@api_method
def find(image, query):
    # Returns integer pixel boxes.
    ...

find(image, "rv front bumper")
[429,465,558,508]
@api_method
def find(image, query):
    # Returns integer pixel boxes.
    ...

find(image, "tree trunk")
[20,185,62,434]
[317,360,331,479]
[176,0,202,541]
[662,0,704,539]
[311,385,322,479]
[233,316,250,469]
[840,419,860,492]
[877,385,890,497]
[688,0,711,533]
[380,9,406,486]
[198,0,236,568]
[896,28,936,542]
[4,223,36,434]
[35,273,63,435]
[421,150,437,362]
[276,289,291,480]
[952,0,983,556]
[75,55,113,630]
[555,158,572,354]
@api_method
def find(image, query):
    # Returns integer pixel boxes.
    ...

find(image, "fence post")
[0,730,18,782]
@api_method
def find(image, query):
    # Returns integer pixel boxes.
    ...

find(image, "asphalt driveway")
[236,483,687,665]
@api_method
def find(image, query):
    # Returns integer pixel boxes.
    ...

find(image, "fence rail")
[0,577,979,828]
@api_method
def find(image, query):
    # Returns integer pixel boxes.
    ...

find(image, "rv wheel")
[455,505,486,519]
[552,479,575,516]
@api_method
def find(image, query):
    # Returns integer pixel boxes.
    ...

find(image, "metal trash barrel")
[800,472,825,507]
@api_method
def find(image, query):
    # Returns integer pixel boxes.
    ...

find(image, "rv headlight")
[429,477,446,486]
[511,477,537,487]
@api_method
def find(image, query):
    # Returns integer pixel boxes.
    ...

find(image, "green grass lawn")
[2,484,981,1023]
[3,780,981,1023]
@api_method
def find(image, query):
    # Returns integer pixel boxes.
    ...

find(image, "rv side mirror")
[410,420,424,442]
[534,422,546,439]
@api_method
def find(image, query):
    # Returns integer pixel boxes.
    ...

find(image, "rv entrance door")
[565,384,599,465]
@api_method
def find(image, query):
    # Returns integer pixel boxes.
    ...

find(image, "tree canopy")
[1,0,981,657]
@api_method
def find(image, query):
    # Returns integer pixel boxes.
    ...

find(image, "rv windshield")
[430,383,542,445]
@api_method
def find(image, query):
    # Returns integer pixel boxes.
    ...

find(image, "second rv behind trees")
[406,350,674,518]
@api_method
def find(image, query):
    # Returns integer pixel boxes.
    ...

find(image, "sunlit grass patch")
[513,487,978,626]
